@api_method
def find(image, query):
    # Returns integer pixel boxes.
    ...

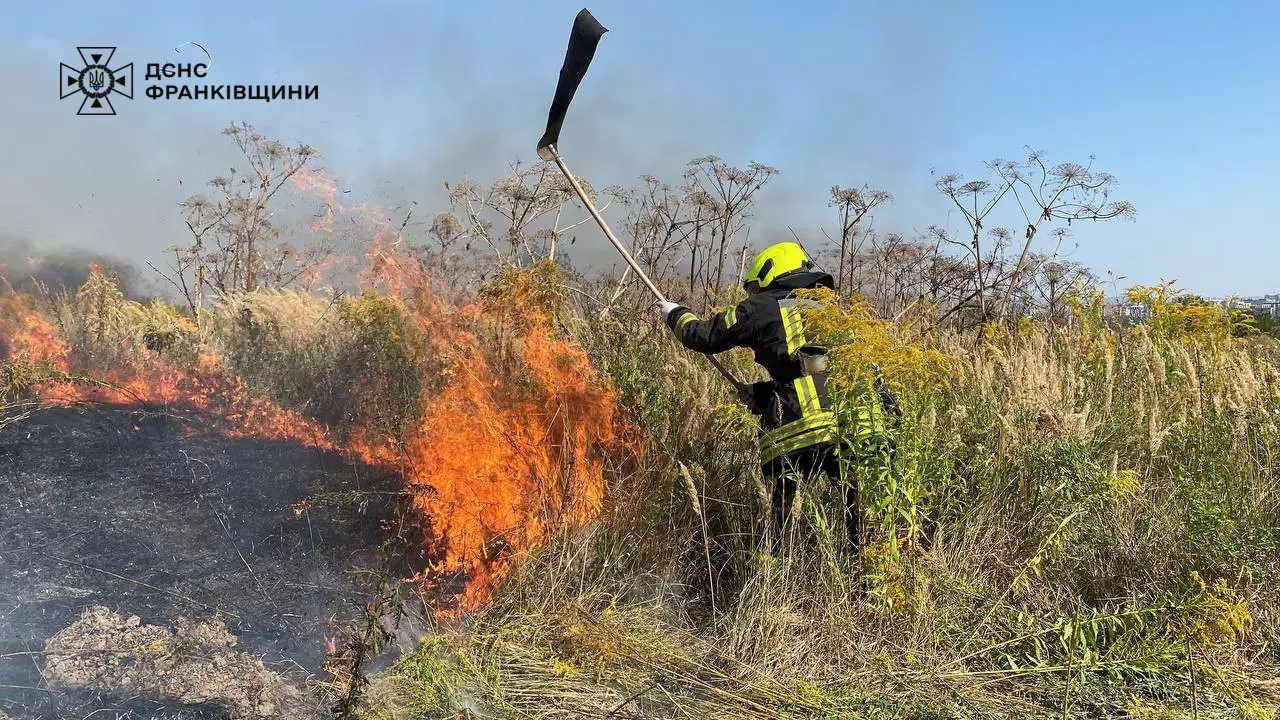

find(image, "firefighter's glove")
[659,302,693,336]
[739,381,773,417]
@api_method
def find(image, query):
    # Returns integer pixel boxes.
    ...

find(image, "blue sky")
[3,0,1278,297]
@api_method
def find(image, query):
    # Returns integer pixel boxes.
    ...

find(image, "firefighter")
[657,241,890,557]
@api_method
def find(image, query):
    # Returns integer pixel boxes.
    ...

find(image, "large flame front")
[358,244,638,612]
[2,255,638,613]
[404,317,624,611]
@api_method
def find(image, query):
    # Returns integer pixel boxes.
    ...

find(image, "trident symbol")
[61,47,133,115]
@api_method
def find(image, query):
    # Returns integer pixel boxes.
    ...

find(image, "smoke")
[3,1,979,286]
[354,1,979,276]
[0,38,233,296]
[0,237,155,299]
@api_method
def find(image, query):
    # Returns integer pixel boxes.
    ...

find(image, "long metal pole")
[543,145,746,392]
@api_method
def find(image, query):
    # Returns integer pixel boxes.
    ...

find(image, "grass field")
[3,262,1279,719]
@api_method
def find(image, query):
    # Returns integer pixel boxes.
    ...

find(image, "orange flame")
[0,292,341,451]
[401,317,629,611]
[0,296,71,371]
[2,223,639,615]
[352,243,639,611]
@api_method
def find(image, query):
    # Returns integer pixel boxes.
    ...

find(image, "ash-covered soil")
[0,405,415,719]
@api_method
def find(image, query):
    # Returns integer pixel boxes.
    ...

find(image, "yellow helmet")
[744,241,814,290]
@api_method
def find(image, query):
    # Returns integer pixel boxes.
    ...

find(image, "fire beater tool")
[536,8,746,393]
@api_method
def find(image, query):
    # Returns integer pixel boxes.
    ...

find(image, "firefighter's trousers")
[760,438,894,557]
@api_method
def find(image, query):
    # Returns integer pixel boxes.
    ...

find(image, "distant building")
[1105,301,1151,325]
[1094,293,1277,327]
[1121,303,1151,321]
[1239,294,1280,319]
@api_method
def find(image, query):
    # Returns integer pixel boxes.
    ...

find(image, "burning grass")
[1,256,640,623]
[398,314,635,612]
[0,273,341,450]
[5,252,1280,718]
[363,293,1280,719]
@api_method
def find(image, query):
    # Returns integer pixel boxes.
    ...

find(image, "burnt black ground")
[0,405,409,719]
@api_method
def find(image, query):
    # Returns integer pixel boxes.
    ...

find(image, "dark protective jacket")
[666,271,886,464]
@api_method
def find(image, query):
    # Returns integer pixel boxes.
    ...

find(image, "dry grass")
[6,267,1278,718]
[366,304,1280,719]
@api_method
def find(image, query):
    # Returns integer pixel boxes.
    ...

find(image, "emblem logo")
[60,47,133,115]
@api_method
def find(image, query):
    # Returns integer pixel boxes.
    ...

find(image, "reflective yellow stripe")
[772,425,838,457]
[760,421,839,463]
[780,305,805,356]
[760,411,837,447]
[725,307,737,328]
[675,311,698,335]
[779,298,824,357]
[793,375,821,417]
